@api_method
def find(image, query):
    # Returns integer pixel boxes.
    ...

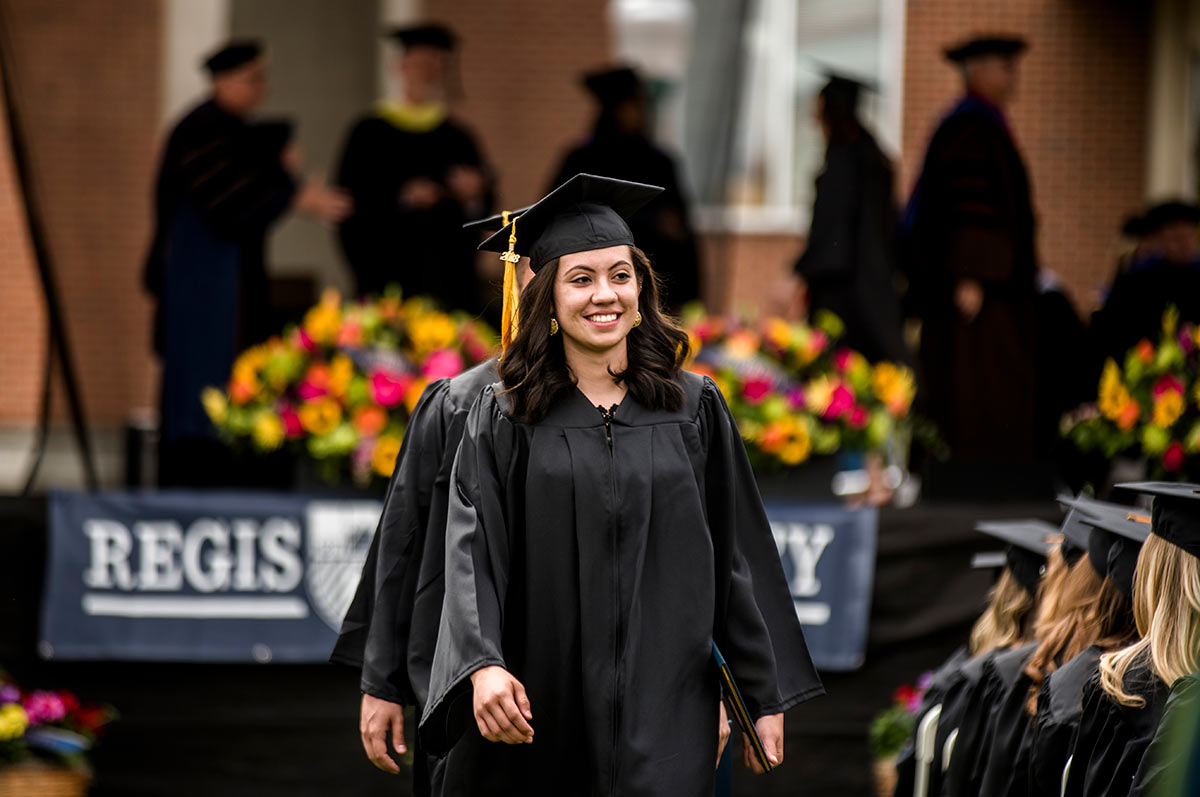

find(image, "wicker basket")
[0,764,90,797]
[873,755,898,797]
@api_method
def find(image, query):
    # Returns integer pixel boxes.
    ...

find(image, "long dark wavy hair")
[498,245,690,422]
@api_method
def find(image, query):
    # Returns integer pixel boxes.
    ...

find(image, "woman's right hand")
[470,665,534,744]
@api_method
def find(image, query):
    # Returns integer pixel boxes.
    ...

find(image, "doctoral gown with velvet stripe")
[420,371,822,796]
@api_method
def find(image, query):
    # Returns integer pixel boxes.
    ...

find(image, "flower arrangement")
[683,309,917,471]
[1065,307,1200,479]
[0,671,115,772]
[204,289,498,488]
[868,672,932,761]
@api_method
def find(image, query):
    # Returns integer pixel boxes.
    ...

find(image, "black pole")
[0,9,99,493]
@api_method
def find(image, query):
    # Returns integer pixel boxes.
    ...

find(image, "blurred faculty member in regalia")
[143,40,350,487]
[335,23,494,311]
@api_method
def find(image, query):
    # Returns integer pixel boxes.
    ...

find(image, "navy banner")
[765,502,877,671]
[42,492,875,669]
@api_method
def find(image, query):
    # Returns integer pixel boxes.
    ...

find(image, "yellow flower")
[763,318,793,351]
[1098,360,1131,421]
[405,378,429,414]
[303,289,343,346]
[328,354,355,399]
[1153,391,1185,428]
[252,410,286,451]
[372,434,403,477]
[805,375,834,415]
[299,397,342,436]
[201,387,229,425]
[409,312,457,356]
[0,703,28,741]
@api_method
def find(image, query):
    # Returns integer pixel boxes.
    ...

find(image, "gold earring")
[633,311,642,328]
[550,317,559,336]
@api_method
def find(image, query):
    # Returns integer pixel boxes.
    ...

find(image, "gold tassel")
[499,211,521,352]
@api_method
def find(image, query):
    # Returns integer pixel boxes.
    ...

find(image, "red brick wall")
[902,0,1151,313]
[425,0,614,210]
[0,0,161,426]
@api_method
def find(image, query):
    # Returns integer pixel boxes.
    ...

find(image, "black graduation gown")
[893,646,971,797]
[1063,663,1168,797]
[928,651,996,797]
[331,359,498,796]
[336,114,493,309]
[142,100,296,473]
[944,642,1038,796]
[902,95,1037,462]
[420,373,823,796]
[1088,260,1200,371]
[1130,673,1200,797]
[550,130,701,309]
[1023,647,1103,797]
[795,134,909,366]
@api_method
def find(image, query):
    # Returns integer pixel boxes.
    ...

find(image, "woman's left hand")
[743,712,783,774]
[716,702,731,769]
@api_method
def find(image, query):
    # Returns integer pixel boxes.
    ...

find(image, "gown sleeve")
[701,378,824,718]
[419,387,515,755]
[329,379,451,704]
[1130,675,1200,797]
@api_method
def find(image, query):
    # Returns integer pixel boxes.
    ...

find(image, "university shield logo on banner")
[305,501,381,631]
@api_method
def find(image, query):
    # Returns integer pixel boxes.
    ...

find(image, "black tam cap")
[1121,213,1149,238]
[388,23,457,50]
[975,520,1055,593]
[1077,510,1151,596]
[944,35,1028,63]
[203,40,264,75]
[1142,201,1200,233]
[583,66,644,106]
[1057,507,1095,564]
[462,207,533,233]
[1117,481,1200,559]
[477,174,663,272]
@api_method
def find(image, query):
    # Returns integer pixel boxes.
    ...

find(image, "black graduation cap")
[975,520,1055,593]
[1142,201,1200,233]
[1057,507,1095,564]
[944,35,1028,63]
[1121,213,1149,238]
[203,40,264,75]
[462,207,533,233]
[582,66,643,106]
[388,23,457,50]
[1077,510,1151,596]
[477,174,663,272]
[1116,481,1200,559]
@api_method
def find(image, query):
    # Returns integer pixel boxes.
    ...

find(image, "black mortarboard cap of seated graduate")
[203,40,264,75]
[462,207,533,233]
[1116,482,1200,559]
[388,23,457,50]
[975,519,1056,593]
[1058,494,1148,553]
[1077,510,1152,596]
[1141,201,1200,234]
[582,66,644,106]
[944,35,1028,63]
[1056,506,1096,565]
[477,174,663,272]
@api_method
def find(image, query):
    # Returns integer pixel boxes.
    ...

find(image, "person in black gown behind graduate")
[418,175,822,795]
[793,72,908,366]
[143,40,351,487]
[336,23,493,309]
[548,66,701,310]
[1089,201,1200,370]
[902,36,1037,464]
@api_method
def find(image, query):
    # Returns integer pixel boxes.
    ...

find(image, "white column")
[161,0,231,127]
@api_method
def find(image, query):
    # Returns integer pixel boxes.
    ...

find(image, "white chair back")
[942,727,959,773]
[913,704,942,797]
[1061,755,1072,797]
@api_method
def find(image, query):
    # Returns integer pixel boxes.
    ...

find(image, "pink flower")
[833,348,854,372]
[742,377,773,404]
[1164,441,1186,472]
[279,405,303,438]
[785,386,806,410]
[823,383,855,420]
[1154,374,1185,397]
[422,348,464,381]
[848,405,869,429]
[292,326,316,354]
[23,691,66,725]
[810,329,829,355]
[369,369,410,409]
[1179,326,1196,354]
[0,685,18,705]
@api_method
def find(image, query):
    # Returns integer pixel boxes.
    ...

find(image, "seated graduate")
[1132,671,1200,797]
[895,519,1056,797]
[944,513,1094,797]
[417,175,823,795]
[331,209,531,793]
[1063,482,1200,797]
[1019,502,1143,797]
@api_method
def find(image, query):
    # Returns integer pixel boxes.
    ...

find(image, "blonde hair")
[970,568,1035,657]
[1100,533,1200,707]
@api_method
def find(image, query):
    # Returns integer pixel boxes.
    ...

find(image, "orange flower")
[229,378,258,406]
[1117,399,1141,432]
[328,354,355,399]
[298,397,342,436]
[371,434,403,477]
[353,405,388,438]
[405,378,429,413]
[1135,339,1155,364]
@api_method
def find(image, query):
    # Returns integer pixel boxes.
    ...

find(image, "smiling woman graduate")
[418,174,822,795]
